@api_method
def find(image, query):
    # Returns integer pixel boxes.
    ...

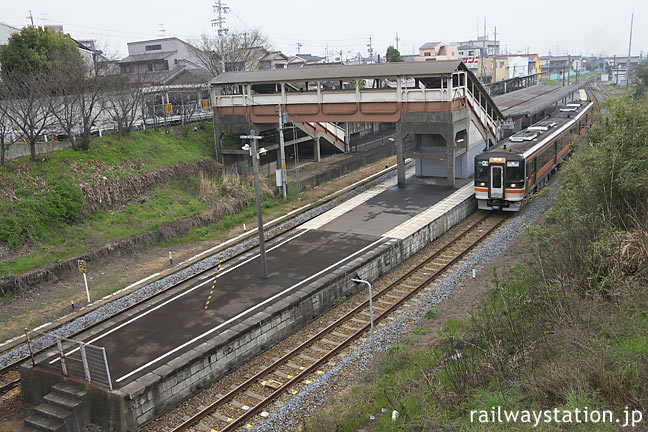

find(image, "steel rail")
[171,212,507,432]
[0,158,405,379]
[0,378,20,396]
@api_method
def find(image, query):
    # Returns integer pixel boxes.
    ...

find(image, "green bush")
[0,176,82,248]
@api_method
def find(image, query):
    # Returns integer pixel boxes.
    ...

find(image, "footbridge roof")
[211,60,466,85]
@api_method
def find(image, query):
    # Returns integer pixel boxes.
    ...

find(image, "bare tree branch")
[190,29,272,75]
[0,108,20,166]
[102,75,144,139]
[0,71,54,161]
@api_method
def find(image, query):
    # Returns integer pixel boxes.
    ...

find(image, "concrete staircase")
[296,121,347,153]
[22,382,88,432]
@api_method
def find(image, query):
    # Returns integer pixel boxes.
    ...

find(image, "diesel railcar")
[474,97,594,211]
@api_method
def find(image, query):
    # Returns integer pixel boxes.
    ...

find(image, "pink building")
[118,37,207,82]
[415,42,458,62]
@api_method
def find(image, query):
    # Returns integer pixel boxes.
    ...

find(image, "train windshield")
[475,160,489,180]
[505,160,524,182]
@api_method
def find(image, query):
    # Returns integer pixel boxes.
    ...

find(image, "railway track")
[170,212,507,432]
[0,160,404,384]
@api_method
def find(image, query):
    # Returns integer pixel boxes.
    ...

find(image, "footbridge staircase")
[210,60,503,187]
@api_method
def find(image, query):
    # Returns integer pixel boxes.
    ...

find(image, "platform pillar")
[314,137,321,162]
[446,133,456,188]
[396,122,406,188]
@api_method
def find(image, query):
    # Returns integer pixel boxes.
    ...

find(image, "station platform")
[25,170,476,430]
[37,170,470,387]
[494,83,586,136]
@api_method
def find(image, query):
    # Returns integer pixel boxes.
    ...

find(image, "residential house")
[0,22,19,46]
[118,37,209,84]
[287,53,324,68]
[455,36,500,57]
[415,42,458,62]
[259,51,288,70]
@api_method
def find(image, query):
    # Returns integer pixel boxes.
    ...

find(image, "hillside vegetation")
[303,93,648,431]
[0,124,274,281]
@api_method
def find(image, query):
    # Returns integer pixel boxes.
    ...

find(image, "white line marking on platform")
[49,229,310,365]
[114,237,386,383]
[301,168,415,230]
[382,183,474,239]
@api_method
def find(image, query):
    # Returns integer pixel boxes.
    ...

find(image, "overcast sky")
[3,0,646,60]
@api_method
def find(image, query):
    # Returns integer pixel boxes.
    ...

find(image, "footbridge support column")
[446,137,456,189]
[396,122,406,188]
[314,137,322,163]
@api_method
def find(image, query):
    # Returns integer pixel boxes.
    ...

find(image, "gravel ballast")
[253,182,559,432]
[0,163,412,370]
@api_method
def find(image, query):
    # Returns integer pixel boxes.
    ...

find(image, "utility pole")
[567,55,571,86]
[367,36,374,62]
[158,24,166,38]
[296,41,302,54]
[395,32,400,51]
[493,26,497,83]
[241,131,269,279]
[27,10,34,26]
[626,12,634,89]
[212,0,229,74]
[277,105,287,199]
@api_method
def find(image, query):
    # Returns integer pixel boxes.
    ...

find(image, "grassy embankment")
[0,124,283,281]
[302,94,648,431]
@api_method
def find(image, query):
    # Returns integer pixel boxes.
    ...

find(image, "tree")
[178,92,199,137]
[192,29,272,75]
[47,50,106,151]
[635,62,648,90]
[0,108,19,166]
[102,76,143,139]
[0,26,98,156]
[0,72,54,161]
[0,26,84,78]
[385,46,402,63]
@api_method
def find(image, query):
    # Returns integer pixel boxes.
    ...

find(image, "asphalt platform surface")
[41,180,456,386]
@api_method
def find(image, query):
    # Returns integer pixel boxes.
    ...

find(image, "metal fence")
[25,329,113,390]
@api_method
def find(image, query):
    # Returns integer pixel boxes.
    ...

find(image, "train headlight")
[480,182,486,187]
[510,183,516,188]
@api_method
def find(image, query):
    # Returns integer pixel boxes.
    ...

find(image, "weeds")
[425,309,438,319]
[301,93,648,431]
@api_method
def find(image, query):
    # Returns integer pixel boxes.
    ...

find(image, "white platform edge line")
[382,183,474,239]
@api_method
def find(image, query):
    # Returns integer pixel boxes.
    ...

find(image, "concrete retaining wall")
[4,139,73,161]
[22,193,476,431]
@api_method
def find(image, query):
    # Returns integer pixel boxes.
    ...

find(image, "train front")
[474,152,525,211]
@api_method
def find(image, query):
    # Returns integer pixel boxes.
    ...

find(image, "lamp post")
[241,131,269,279]
[352,278,376,378]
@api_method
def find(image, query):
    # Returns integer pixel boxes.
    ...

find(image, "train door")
[490,165,504,199]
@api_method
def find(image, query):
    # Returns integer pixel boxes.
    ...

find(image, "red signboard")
[462,56,480,66]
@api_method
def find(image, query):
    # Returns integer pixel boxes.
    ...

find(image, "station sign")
[77,259,87,274]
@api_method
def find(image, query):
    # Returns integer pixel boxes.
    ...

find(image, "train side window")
[526,159,534,178]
